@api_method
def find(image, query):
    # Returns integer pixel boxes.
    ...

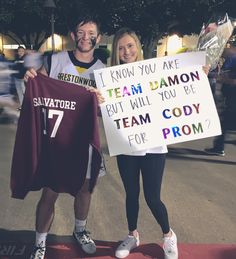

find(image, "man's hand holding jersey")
[24,68,105,105]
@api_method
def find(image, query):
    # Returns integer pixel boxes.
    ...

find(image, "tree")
[0,0,105,50]
[0,0,235,55]
[0,0,68,50]
[98,0,236,58]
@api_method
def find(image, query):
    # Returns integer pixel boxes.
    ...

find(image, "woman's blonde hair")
[111,28,143,66]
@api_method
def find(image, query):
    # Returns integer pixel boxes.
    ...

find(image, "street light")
[44,0,56,52]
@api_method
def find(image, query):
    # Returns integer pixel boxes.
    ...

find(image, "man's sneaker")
[204,148,225,156]
[163,229,178,259]
[115,234,140,258]
[73,229,96,254]
[29,242,46,259]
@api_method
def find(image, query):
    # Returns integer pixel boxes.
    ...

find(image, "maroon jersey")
[11,73,101,199]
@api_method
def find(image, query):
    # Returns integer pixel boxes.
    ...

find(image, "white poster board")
[94,52,221,156]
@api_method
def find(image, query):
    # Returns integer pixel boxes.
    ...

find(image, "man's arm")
[24,53,50,81]
[24,66,48,82]
[219,77,236,87]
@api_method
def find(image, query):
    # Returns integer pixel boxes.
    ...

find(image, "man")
[22,15,105,259]
[13,46,27,105]
[205,49,236,156]
[14,46,26,78]
[0,55,19,121]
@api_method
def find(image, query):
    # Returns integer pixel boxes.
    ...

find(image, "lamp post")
[44,0,56,52]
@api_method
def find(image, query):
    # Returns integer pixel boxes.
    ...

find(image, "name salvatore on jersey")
[33,97,76,110]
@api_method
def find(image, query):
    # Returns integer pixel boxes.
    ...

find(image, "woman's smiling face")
[118,34,138,64]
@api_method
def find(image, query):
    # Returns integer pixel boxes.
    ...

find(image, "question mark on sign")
[205,119,211,129]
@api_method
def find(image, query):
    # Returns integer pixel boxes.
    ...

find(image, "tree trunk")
[142,36,158,59]
[142,33,164,60]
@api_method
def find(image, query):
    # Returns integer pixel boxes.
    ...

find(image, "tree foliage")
[0,0,235,56]
[99,0,236,58]
[0,0,68,49]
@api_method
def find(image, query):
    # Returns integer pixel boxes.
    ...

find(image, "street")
[0,122,236,258]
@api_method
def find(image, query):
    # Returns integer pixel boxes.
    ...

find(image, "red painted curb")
[0,242,235,259]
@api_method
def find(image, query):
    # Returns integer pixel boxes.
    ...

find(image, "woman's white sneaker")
[115,234,140,258]
[163,229,178,259]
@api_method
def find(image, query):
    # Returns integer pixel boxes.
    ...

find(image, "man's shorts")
[86,145,106,179]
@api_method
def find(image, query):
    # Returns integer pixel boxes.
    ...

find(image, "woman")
[111,27,178,259]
